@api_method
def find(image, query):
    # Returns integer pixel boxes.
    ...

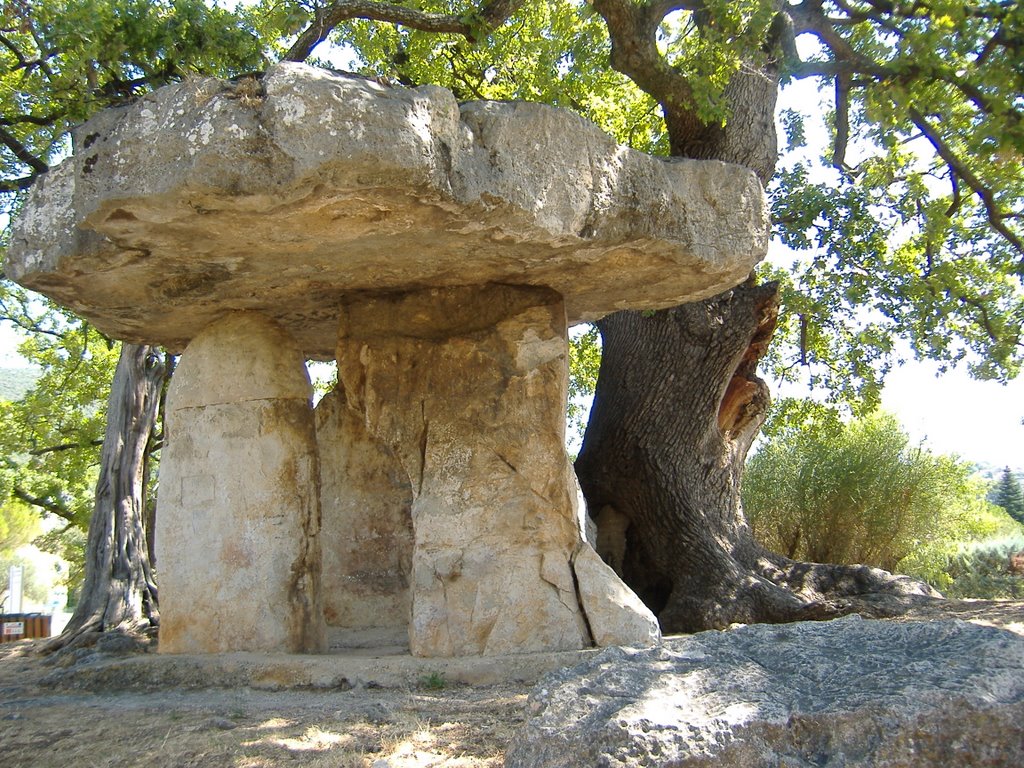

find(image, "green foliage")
[0,313,116,598]
[567,325,600,447]
[0,500,40,553]
[767,0,1024,400]
[989,466,1024,523]
[0,311,120,531]
[322,1,667,153]
[938,541,1024,600]
[0,0,292,597]
[33,523,85,605]
[657,0,777,124]
[743,406,995,573]
[0,0,269,197]
[419,670,446,690]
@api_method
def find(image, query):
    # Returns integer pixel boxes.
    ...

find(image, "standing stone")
[156,313,325,654]
[337,285,591,656]
[316,387,413,638]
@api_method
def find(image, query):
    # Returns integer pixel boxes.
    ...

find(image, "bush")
[937,538,1024,599]
[743,408,1000,577]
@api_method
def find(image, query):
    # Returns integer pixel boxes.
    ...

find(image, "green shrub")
[936,537,1024,599]
[743,408,1002,578]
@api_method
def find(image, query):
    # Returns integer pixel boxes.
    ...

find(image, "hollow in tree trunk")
[44,343,164,652]
[576,280,939,633]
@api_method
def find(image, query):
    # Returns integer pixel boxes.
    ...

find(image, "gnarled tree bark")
[576,281,936,633]
[43,343,164,652]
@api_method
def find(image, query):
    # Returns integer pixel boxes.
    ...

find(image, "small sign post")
[7,564,23,614]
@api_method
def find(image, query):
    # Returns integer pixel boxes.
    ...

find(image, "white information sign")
[7,564,23,614]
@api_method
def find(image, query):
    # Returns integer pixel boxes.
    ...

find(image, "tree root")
[39,616,155,658]
[658,549,945,634]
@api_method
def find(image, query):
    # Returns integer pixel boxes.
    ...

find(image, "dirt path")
[0,646,528,767]
[2,599,1022,768]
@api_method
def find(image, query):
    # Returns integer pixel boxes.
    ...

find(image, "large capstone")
[8,62,766,656]
[7,62,767,359]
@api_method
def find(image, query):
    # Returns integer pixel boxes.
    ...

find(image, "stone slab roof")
[7,63,767,357]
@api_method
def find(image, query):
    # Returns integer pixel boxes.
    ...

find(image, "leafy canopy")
[767,0,1023,402]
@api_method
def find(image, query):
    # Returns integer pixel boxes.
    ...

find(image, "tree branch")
[29,439,105,457]
[13,486,72,521]
[908,107,1024,257]
[0,111,64,127]
[0,124,49,174]
[284,0,525,63]
[591,0,696,116]
[0,175,36,192]
[832,70,851,170]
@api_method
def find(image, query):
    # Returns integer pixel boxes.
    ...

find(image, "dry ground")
[2,599,1022,768]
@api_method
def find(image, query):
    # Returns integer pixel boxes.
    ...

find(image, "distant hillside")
[0,366,40,401]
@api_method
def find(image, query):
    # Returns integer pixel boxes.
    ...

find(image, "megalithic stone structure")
[7,62,768,657]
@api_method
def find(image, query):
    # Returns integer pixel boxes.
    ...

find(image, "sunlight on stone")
[972,618,1024,637]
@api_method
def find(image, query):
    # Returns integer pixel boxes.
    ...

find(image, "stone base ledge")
[41,646,603,692]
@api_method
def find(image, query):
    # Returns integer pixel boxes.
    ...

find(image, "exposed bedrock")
[507,617,1024,767]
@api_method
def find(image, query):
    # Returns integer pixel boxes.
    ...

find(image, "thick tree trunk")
[577,281,796,631]
[576,10,938,632]
[576,283,939,633]
[44,343,164,652]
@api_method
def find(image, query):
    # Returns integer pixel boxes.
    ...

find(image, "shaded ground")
[1,598,1021,768]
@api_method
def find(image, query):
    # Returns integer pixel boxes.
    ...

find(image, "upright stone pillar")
[156,312,325,654]
[337,285,591,657]
[316,387,414,640]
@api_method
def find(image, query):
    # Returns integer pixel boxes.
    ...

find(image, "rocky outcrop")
[7,62,767,359]
[507,616,1024,767]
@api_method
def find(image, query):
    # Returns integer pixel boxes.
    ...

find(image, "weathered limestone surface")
[315,387,413,633]
[336,285,586,656]
[156,313,325,654]
[7,62,767,358]
[506,616,1024,767]
[335,284,655,656]
[8,63,770,657]
[571,546,660,648]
